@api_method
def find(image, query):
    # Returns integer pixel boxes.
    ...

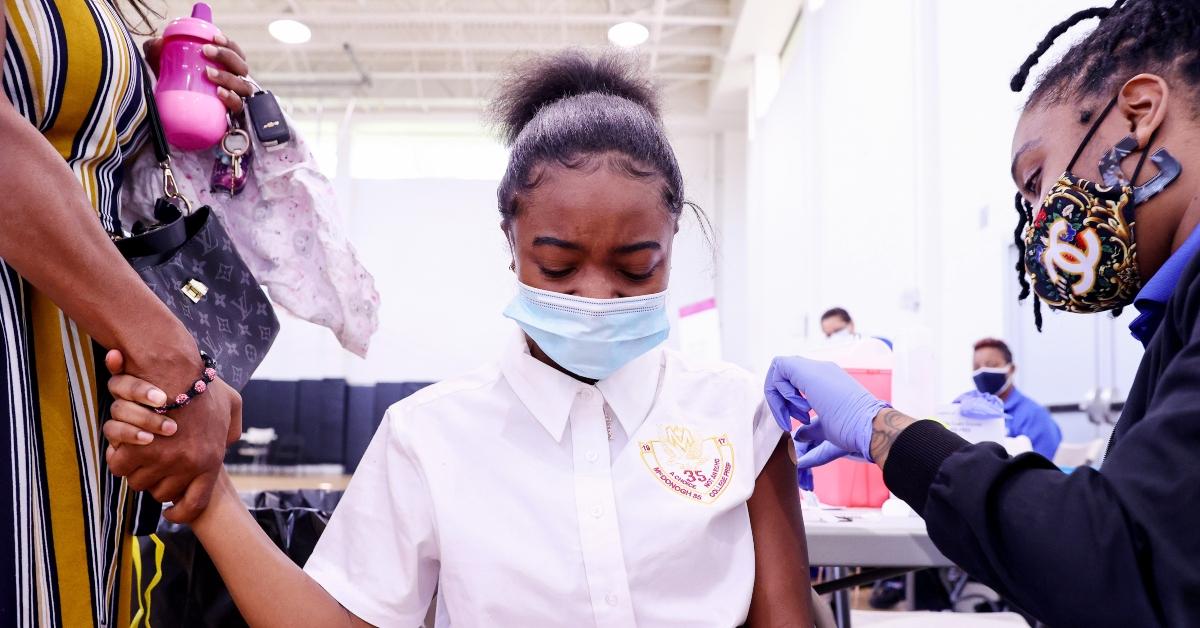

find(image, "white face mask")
[826,328,856,343]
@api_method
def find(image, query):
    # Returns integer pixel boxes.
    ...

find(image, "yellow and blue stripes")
[2,1,151,626]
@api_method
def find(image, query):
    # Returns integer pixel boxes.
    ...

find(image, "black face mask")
[1022,96,1181,313]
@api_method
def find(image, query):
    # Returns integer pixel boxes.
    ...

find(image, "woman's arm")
[190,471,375,628]
[0,5,197,392]
[0,7,238,520]
[747,435,814,627]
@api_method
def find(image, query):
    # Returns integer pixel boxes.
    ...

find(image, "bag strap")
[133,58,194,221]
[137,61,172,166]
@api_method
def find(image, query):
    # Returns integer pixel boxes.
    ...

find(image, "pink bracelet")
[154,352,218,415]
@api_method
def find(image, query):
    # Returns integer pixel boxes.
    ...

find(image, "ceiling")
[159,0,748,117]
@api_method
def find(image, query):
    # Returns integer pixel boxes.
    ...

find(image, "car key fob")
[246,89,291,150]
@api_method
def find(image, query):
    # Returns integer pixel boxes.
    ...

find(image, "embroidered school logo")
[639,425,734,505]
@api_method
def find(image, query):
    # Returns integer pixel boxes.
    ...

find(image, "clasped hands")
[104,349,242,523]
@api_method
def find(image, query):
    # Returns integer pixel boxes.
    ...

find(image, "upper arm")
[746,436,813,627]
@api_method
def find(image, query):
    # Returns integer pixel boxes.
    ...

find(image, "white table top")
[804,507,953,568]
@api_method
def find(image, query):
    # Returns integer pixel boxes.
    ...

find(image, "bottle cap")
[163,2,222,42]
[191,3,213,22]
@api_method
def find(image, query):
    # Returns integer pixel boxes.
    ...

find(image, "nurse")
[967,338,1061,459]
[101,51,813,627]
[767,1,1200,626]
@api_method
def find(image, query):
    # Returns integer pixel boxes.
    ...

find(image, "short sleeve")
[751,401,787,476]
[304,406,439,626]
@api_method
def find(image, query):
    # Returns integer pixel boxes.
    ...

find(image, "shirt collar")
[1003,387,1023,412]
[1130,224,1200,344]
[596,346,663,438]
[499,331,664,442]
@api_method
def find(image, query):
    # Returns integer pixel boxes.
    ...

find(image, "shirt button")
[579,389,593,400]
[585,450,598,462]
[590,505,604,518]
[605,593,619,607]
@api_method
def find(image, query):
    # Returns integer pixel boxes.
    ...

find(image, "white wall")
[254,178,511,383]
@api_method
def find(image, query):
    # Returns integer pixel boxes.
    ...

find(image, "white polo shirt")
[304,335,786,627]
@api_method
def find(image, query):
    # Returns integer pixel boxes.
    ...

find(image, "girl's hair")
[489,49,710,242]
[1006,0,1200,328]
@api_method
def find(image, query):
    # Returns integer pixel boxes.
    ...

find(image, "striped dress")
[2,1,149,626]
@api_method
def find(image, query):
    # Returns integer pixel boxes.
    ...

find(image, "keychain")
[211,116,253,196]
[244,77,291,150]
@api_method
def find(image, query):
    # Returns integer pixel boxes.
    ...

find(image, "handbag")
[114,64,279,391]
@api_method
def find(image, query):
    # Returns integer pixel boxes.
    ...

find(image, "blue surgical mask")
[503,281,670,380]
[972,367,1013,396]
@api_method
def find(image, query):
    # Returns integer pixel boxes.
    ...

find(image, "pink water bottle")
[155,3,227,150]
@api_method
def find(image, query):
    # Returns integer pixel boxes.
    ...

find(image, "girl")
[102,50,813,627]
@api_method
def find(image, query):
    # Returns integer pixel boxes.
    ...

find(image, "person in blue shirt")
[968,337,1062,459]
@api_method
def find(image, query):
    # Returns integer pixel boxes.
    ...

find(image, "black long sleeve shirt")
[884,249,1200,627]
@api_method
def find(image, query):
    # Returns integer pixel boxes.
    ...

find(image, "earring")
[1099,135,1138,187]
[1098,134,1182,204]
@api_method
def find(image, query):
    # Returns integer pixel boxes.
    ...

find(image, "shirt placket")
[570,386,637,627]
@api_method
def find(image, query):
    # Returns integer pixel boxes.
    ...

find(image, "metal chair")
[812,587,838,628]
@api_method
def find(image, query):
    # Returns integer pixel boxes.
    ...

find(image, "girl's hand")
[102,358,180,447]
[144,34,255,115]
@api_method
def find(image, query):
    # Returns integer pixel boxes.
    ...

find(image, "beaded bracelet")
[154,352,219,415]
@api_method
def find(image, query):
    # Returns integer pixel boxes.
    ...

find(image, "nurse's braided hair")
[489,49,710,242]
[1008,0,1200,330]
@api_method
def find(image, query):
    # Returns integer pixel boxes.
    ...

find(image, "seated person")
[820,307,857,340]
[968,338,1062,460]
[101,51,813,627]
[820,307,892,349]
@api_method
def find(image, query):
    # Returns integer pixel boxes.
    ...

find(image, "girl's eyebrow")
[533,236,583,251]
[612,241,661,255]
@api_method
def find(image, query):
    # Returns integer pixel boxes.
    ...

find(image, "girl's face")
[507,158,675,299]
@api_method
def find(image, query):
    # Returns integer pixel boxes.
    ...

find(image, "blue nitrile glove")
[764,357,890,468]
[797,465,814,491]
[952,390,1005,419]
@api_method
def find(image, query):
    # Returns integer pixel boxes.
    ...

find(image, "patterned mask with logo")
[1023,97,1181,314]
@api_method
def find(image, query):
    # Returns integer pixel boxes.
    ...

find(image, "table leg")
[905,571,917,611]
[830,566,852,628]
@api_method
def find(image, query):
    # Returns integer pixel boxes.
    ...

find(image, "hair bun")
[490,49,660,146]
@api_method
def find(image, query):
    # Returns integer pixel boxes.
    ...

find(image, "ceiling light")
[269,18,311,44]
[608,21,649,48]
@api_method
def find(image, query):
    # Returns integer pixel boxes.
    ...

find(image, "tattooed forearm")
[869,409,917,469]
